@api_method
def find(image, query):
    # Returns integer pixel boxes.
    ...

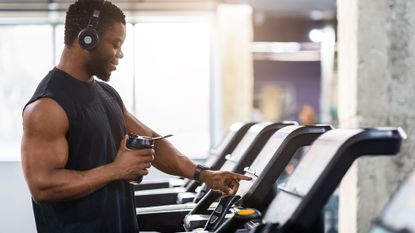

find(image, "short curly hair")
[64,0,126,46]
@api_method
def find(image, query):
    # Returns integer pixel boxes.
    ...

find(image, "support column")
[217,4,254,133]
[337,0,415,233]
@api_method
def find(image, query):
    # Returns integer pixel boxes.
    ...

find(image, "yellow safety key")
[237,209,256,216]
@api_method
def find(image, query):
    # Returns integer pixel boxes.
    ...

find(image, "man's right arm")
[21,98,154,203]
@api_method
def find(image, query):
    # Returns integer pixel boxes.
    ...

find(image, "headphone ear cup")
[78,26,100,50]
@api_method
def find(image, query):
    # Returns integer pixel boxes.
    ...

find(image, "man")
[21,1,250,232]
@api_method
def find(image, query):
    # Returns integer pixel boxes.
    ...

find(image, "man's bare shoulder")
[23,98,69,137]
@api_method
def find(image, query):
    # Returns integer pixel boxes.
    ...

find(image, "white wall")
[0,162,37,233]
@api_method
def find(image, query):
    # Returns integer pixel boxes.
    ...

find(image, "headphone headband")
[87,9,100,28]
[77,0,105,50]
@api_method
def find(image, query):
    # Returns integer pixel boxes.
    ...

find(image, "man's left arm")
[123,109,251,195]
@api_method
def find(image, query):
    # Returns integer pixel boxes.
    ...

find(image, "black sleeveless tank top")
[24,68,138,233]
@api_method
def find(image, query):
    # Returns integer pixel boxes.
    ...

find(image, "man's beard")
[95,69,110,82]
[85,51,111,82]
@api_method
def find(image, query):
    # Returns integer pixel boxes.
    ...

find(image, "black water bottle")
[126,134,155,184]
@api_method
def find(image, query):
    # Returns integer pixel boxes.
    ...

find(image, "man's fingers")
[144,162,152,169]
[139,168,149,176]
[226,188,234,196]
[235,174,252,181]
[222,178,239,195]
[141,154,155,163]
[204,171,251,196]
[227,172,251,181]
[121,135,129,149]
[230,180,239,190]
[221,187,235,196]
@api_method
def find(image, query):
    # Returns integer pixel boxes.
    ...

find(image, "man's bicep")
[21,98,69,188]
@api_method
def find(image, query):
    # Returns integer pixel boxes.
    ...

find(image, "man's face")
[85,21,126,81]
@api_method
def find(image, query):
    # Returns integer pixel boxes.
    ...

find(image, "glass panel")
[286,129,362,196]
[264,190,302,224]
[0,25,53,161]
[134,17,211,158]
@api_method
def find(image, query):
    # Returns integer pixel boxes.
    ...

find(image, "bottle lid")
[127,134,154,149]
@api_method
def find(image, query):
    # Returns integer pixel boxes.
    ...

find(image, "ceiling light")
[309,29,323,43]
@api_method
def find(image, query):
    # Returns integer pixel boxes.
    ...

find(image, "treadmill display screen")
[264,129,362,224]
[249,126,301,175]
[228,132,259,162]
[220,132,259,171]
[235,127,299,197]
[263,190,302,224]
[222,123,275,171]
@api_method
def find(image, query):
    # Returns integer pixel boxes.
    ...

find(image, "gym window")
[0,15,212,161]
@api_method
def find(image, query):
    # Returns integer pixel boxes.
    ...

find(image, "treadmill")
[184,124,333,232]
[214,127,406,233]
[136,121,297,232]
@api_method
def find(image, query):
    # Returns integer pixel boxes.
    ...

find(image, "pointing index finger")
[235,174,252,181]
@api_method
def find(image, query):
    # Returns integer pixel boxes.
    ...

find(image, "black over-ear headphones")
[78,0,105,50]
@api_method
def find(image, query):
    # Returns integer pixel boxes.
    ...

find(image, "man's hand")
[199,170,252,196]
[112,135,155,181]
